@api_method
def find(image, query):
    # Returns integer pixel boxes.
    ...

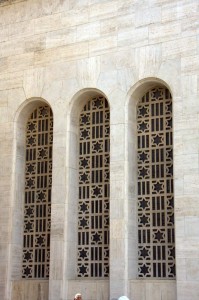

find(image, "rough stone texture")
[0,0,198,299]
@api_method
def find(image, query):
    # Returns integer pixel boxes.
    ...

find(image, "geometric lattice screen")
[137,87,175,278]
[77,96,110,278]
[22,105,53,279]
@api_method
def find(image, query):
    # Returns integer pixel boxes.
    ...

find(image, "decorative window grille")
[77,96,110,278]
[137,87,175,278]
[22,105,53,279]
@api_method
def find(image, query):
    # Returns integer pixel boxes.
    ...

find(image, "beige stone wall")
[0,0,198,299]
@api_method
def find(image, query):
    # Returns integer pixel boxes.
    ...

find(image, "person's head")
[74,293,82,300]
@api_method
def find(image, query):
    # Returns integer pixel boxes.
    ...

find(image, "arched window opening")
[137,87,175,278]
[77,95,110,278]
[22,105,53,279]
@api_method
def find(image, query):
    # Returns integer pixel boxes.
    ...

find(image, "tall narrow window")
[137,87,175,278]
[77,96,110,278]
[22,105,53,279]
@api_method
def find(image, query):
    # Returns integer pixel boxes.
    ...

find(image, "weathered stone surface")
[0,0,198,300]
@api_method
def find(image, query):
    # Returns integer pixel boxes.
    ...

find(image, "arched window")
[22,105,53,279]
[137,87,175,278]
[77,95,110,278]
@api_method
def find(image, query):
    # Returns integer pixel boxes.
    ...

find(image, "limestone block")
[41,0,69,15]
[6,53,34,73]
[24,35,46,53]
[176,236,199,258]
[117,13,135,32]
[110,279,126,299]
[118,25,148,48]
[34,41,88,65]
[130,280,145,300]
[162,1,198,23]
[108,89,126,123]
[89,35,117,56]
[49,279,61,300]
[51,184,67,205]
[181,55,199,74]
[110,194,125,219]
[181,17,199,37]
[34,13,63,35]
[110,179,125,201]
[158,59,181,96]
[110,221,126,239]
[177,281,199,300]
[67,168,78,188]
[110,161,126,181]
[68,0,88,10]
[0,158,12,177]
[175,153,198,177]
[175,216,185,237]
[23,68,45,99]
[42,80,63,104]
[0,4,11,26]
[89,0,117,22]
[162,36,197,59]
[186,259,199,280]
[52,146,66,168]
[11,1,43,23]
[0,243,9,261]
[97,70,117,95]
[0,90,8,107]
[0,283,5,300]
[185,217,199,237]
[117,0,136,16]
[0,39,25,58]
[67,132,78,169]
[182,131,199,154]
[149,21,181,44]
[76,21,100,42]
[61,78,79,102]
[51,166,66,188]
[135,6,161,27]
[175,196,199,217]
[61,7,89,27]
[110,124,125,161]
[130,280,176,300]
[118,68,136,93]
[46,27,76,49]
[184,174,199,195]
[76,56,100,88]
[50,221,64,240]
[12,280,49,300]
[0,24,9,42]
[0,106,9,123]
[135,44,162,79]
[181,75,198,96]
[100,17,118,36]
[175,258,186,280]
[44,60,76,82]
[0,57,8,74]
[9,19,35,40]
[0,225,10,244]
[50,259,63,280]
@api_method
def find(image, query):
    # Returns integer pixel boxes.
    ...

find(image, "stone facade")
[0,0,199,299]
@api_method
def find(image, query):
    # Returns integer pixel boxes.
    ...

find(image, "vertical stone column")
[49,107,68,300]
[0,121,14,300]
[109,90,128,299]
[174,75,199,300]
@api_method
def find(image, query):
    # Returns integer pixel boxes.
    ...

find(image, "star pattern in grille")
[137,88,175,278]
[78,96,110,278]
[22,105,53,279]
